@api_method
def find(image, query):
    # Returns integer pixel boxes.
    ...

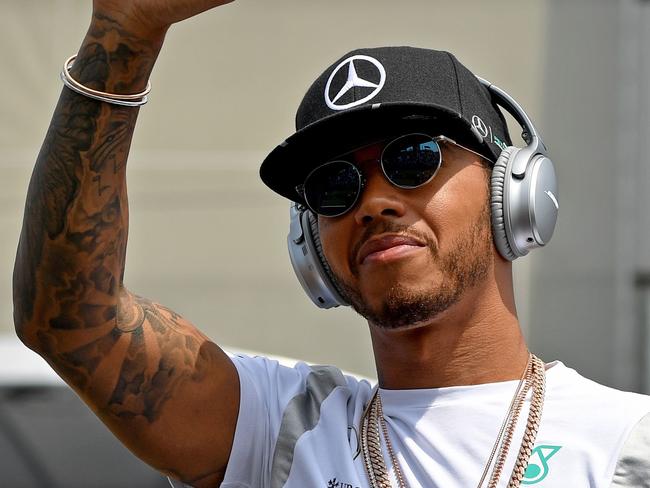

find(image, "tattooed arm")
[13,2,238,487]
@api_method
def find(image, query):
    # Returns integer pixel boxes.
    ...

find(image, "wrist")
[91,9,169,48]
[72,13,166,94]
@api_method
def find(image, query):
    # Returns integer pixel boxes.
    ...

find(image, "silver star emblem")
[324,55,386,111]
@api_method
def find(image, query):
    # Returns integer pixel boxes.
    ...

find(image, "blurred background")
[1,0,650,485]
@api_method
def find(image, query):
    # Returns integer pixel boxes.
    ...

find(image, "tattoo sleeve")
[12,13,239,486]
[12,13,212,425]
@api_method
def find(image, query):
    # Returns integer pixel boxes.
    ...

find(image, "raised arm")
[13,2,238,486]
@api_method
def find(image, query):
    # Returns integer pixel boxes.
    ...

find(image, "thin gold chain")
[485,381,532,487]
[477,353,533,488]
[360,354,546,488]
[485,355,541,487]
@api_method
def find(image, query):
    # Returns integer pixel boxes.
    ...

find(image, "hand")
[93,0,234,41]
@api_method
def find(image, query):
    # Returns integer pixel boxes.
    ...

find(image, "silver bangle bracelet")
[60,54,150,107]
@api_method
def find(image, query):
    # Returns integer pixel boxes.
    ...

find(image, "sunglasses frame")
[296,133,492,218]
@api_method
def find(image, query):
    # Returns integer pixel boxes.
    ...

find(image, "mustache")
[349,221,438,276]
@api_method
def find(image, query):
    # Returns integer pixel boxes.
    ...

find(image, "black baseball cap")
[259,46,512,205]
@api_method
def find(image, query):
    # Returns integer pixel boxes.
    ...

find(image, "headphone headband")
[477,77,550,178]
[476,77,540,146]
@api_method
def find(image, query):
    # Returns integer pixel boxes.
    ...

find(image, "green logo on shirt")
[522,445,562,484]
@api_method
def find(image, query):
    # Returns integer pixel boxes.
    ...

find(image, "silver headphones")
[287,79,559,309]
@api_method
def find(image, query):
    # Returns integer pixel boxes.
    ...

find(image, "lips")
[357,234,426,265]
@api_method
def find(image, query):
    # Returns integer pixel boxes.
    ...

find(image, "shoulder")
[227,352,375,432]
[219,353,374,488]
[543,361,650,487]
[545,360,650,440]
[610,411,650,487]
[228,352,373,400]
[546,360,650,417]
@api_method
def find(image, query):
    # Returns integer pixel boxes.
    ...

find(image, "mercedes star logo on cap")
[324,55,386,111]
[472,114,489,139]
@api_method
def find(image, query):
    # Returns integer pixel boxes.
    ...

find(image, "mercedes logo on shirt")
[324,55,386,111]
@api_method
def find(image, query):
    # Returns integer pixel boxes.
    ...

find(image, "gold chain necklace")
[478,354,533,487]
[359,354,546,488]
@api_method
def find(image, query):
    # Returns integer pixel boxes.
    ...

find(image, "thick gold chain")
[480,354,533,487]
[376,396,408,488]
[360,389,392,488]
[485,354,546,487]
[506,355,546,487]
[359,354,546,488]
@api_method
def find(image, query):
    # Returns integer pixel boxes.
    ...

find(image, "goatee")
[329,199,493,329]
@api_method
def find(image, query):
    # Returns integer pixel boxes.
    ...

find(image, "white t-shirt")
[173,355,650,488]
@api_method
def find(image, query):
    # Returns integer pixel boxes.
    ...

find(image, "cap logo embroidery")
[324,55,386,111]
[472,115,489,138]
[472,114,508,151]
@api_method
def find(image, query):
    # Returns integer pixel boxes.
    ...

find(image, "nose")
[352,164,407,226]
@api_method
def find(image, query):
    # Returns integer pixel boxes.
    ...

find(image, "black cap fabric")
[260,46,512,205]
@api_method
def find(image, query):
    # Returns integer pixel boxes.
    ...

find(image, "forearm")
[13,13,163,349]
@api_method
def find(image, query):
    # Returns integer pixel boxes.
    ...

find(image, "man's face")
[317,138,495,330]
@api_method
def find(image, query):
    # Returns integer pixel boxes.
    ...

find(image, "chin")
[345,280,463,330]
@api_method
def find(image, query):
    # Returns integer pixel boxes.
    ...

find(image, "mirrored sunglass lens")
[382,135,441,188]
[304,161,360,216]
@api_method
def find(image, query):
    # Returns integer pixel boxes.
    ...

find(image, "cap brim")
[259,102,495,205]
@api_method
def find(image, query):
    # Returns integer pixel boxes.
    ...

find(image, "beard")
[328,197,494,330]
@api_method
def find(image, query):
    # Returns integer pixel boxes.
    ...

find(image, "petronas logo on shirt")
[522,445,562,484]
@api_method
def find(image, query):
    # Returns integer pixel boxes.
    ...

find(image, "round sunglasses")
[295,133,490,217]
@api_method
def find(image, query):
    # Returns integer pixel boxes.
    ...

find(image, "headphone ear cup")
[491,146,518,261]
[303,211,348,304]
[287,204,347,308]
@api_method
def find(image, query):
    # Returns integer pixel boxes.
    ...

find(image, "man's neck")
[369,281,529,390]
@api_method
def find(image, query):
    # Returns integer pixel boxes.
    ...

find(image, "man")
[11,0,650,487]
